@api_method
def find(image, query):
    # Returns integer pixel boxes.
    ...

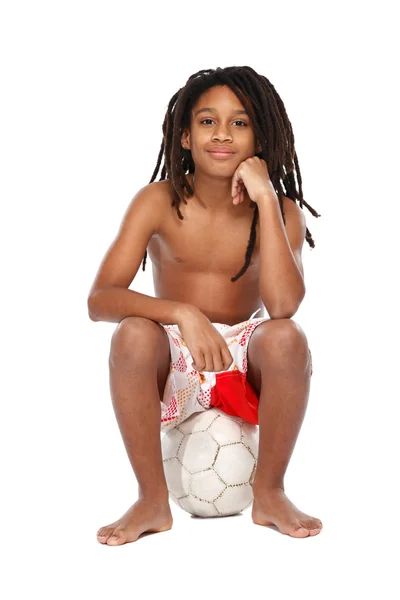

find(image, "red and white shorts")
[160,309,313,433]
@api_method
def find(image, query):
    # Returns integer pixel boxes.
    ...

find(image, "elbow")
[269,304,298,319]
[269,308,296,319]
[265,287,306,320]
[87,297,98,321]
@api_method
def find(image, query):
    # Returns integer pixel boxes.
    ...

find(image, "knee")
[109,316,165,361]
[254,318,309,357]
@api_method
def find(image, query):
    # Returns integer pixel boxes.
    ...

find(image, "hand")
[176,306,233,373]
[231,156,275,206]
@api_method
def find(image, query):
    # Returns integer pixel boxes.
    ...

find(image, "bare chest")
[149,200,260,276]
[146,196,263,324]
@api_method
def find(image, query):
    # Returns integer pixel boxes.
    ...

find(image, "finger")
[231,171,238,198]
[221,348,234,371]
[232,186,239,203]
[231,168,241,198]
[218,349,230,372]
[212,350,225,373]
[233,182,242,205]
[191,351,205,372]
[194,348,212,372]
[235,186,244,204]
[202,350,214,373]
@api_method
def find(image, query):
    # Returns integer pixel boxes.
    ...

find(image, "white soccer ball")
[161,407,259,517]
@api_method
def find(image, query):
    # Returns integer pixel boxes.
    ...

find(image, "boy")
[88,66,323,545]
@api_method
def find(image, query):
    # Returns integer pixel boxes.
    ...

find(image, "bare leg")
[97,317,173,546]
[246,319,323,538]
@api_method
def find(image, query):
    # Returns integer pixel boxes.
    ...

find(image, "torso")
[147,175,265,326]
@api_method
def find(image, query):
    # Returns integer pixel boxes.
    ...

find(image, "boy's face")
[181,85,261,176]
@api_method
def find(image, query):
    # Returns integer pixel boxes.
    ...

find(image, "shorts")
[160,309,313,433]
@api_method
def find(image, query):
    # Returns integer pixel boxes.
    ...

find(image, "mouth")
[207,151,235,160]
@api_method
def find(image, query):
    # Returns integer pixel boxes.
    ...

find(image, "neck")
[185,171,251,213]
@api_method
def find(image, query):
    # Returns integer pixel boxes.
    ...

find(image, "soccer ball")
[161,407,259,517]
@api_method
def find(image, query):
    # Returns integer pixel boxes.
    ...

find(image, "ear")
[181,128,191,150]
[255,139,262,154]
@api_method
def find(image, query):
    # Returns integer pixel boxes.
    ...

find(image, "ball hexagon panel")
[177,431,219,473]
[178,409,219,434]
[190,469,226,501]
[214,485,254,515]
[208,416,242,445]
[214,443,255,485]
[163,457,190,499]
[162,427,185,460]
[179,495,219,518]
[240,420,259,456]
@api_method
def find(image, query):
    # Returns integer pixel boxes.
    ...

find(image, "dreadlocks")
[142,65,321,282]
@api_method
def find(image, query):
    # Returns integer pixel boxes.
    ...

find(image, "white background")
[2,0,399,598]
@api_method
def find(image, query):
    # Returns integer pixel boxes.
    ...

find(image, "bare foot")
[251,487,323,538]
[97,498,173,545]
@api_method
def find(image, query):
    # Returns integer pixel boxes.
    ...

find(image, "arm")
[88,288,191,325]
[257,193,307,319]
[87,183,191,325]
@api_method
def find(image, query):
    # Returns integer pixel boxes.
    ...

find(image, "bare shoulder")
[131,180,172,233]
[282,195,305,219]
[282,195,307,232]
[87,180,172,298]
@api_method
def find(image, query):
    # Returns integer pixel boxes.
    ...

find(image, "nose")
[212,124,232,142]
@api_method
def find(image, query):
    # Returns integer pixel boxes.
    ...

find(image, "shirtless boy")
[88,66,323,545]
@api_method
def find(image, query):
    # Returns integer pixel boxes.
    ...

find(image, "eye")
[200,119,247,127]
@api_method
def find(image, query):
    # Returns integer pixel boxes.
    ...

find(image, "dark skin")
[95,85,322,545]
[148,171,264,326]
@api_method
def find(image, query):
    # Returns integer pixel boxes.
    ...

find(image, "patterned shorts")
[160,309,313,433]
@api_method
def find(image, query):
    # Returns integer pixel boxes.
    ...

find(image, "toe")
[106,530,127,545]
[97,528,113,543]
[310,517,322,529]
[302,518,322,532]
[288,524,309,537]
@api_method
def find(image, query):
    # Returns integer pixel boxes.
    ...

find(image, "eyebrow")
[194,107,249,117]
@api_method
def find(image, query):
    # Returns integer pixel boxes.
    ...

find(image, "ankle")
[138,490,170,506]
[251,480,285,494]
